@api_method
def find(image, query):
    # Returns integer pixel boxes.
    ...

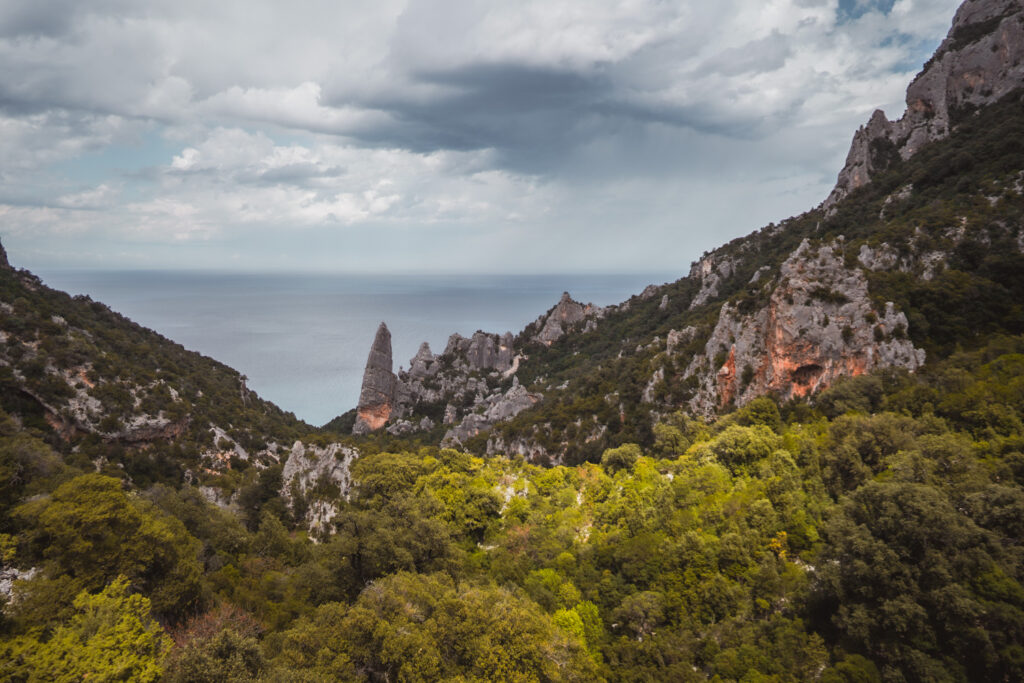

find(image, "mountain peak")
[824,0,1024,208]
[352,321,397,435]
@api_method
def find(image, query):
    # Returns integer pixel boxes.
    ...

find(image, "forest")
[1,334,1022,681]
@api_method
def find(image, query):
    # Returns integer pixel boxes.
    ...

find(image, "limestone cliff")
[281,440,358,535]
[685,239,926,415]
[825,0,1024,207]
[352,322,398,435]
[531,292,605,345]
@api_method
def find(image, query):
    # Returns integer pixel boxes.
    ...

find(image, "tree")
[601,443,641,474]
[271,572,600,681]
[11,577,171,682]
[14,474,202,619]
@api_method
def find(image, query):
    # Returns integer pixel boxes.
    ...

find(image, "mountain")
[338,0,1024,465]
[826,0,1024,207]
[2,1,1024,680]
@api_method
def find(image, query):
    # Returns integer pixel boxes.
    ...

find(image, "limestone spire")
[352,322,397,435]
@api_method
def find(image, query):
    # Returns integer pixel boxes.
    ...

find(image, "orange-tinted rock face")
[716,347,737,407]
[356,404,391,432]
[687,239,925,416]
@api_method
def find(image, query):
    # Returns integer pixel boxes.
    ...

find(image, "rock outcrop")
[441,376,542,447]
[532,292,603,345]
[352,322,398,435]
[281,441,359,535]
[444,331,515,372]
[685,239,925,415]
[825,0,1024,207]
[689,253,740,309]
[0,238,9,270]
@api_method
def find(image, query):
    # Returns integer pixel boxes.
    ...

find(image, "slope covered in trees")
[2,1,1024,679]
[2,338,1023,680]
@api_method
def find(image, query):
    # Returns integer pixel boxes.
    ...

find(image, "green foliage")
[601,443,641,473]
[814,482,1024,681]
[2,577,171,682]
[163,604,265,682]
[270,572,599,682]
[13,474,203,620]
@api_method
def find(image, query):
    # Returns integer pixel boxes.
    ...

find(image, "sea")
[33,270,677,426]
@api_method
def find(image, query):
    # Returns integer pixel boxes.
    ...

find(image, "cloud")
[0,0,965,272]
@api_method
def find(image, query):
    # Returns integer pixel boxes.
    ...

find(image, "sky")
[0,0,964,275]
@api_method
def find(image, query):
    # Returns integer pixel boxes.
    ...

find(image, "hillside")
[1,0,1024,680]
[334,18,1024,463]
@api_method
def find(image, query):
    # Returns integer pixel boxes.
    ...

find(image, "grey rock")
[666,327,697,354]
[689,254,738,309]
[386,419,416,436]
[442,413,490,447]
[442,331,515,372]
[826,0,1024,207]
[857,243,901,271]
[281,440,359,534]
[659,294,669,310]
[533,292,600,345]
[686,239,925,416]
[352,322,397,434]
[749,266,772,284]
[640,284,660,300]
[408,342,437,379]
[198,485,234,509]
[0,566,37,601]
[484,377,540,422]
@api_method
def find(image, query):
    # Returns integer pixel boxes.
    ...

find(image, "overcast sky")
[0,0,962,275]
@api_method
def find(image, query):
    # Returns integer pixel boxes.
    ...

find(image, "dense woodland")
[1,51,1024,683]
[1,335,1023,681]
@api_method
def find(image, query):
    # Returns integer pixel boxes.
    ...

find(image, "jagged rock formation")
[348,291,606,439]
[532,292,604,345]
[826,0,1024,207]
[685,239,925,415]
[444,331,515,372]
[281,440,359,535]
[689,254,739,309]
[352,322,398,435]
[0,238,9,270]
[442,377,542,447]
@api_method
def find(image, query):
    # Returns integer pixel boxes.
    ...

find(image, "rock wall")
[532,292,604,345]
[825,0,1024,207]
[281,441,359,535]
[685,239,925,415]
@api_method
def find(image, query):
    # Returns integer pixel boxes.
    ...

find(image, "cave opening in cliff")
[791,363,824,386]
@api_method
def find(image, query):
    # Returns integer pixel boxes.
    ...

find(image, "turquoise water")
[33,271,676,425]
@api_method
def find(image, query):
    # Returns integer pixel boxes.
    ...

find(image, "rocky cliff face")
[352,322,398,435]
[826,0,1024,207]
[685,239,926,415]
[281,440,358,535]
[531,292,605,344]
[0,238,9,270]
